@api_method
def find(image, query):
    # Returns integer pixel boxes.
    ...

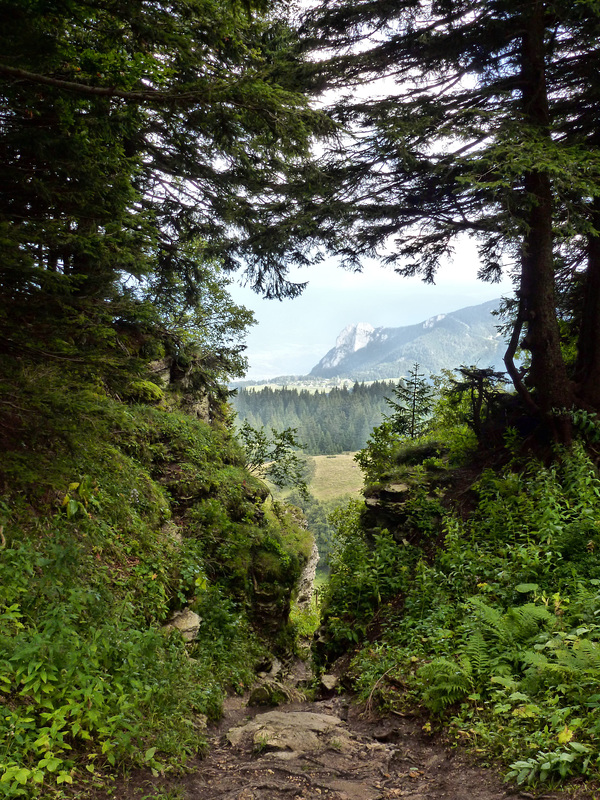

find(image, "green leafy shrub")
[329,442,600,786]
[317,500,418,656]
[0,376,310,797]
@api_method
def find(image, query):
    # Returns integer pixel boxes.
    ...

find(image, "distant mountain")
[309,299,506,380]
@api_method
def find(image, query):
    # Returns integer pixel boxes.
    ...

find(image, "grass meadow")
[310,453,364,501]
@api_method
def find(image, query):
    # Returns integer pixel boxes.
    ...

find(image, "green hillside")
[0,362,312,797]
[312,376,600,788]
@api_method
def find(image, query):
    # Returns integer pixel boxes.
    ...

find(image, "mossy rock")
[124,380,164,404]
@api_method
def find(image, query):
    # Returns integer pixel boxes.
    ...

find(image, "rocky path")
[183,695,514,800]
[99,657,595,800]
[120,686,594,800]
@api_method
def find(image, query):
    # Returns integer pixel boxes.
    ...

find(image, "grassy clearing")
[310,453,364,501]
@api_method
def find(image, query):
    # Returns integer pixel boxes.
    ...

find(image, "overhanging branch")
[0,63,205,104]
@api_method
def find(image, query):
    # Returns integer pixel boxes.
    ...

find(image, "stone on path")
[226,710,354,757]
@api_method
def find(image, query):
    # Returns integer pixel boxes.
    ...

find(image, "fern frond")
[522,650,550,669]
[467,597,506,641]
[555,638,600,676]
[505,604,552,642]
[463,630,491,680]
[418,657,473,712]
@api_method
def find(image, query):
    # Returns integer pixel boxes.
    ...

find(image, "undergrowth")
[0,367,309,797]
[320,439,600,788]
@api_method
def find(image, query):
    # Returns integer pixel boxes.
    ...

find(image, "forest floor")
[96,662,599,800]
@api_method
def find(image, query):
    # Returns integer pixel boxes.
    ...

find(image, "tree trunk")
[518,1,574,438]
[575,195,600,411]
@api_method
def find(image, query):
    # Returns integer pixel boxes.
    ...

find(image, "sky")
[228,237,515,380]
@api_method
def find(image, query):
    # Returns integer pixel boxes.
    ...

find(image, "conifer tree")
[0,0,330,380]
[385,364,434,440]
[247,0,600,440]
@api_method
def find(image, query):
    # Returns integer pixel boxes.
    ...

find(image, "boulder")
[163,608,201,641]
[227,710,353,756]
[320,673,339,694]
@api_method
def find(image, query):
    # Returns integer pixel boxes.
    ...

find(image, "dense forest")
[3,0,600,796]
[233,382,394,454]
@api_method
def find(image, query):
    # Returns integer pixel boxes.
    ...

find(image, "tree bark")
[575,195,600,410]
[519,1,574,438]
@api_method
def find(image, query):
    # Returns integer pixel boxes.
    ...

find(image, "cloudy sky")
[229,237,515,380]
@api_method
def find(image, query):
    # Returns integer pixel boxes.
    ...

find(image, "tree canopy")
[0,0,331,388]
[4,0,600,443]
[241,0,600,439]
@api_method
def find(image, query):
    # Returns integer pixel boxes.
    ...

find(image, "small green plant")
[253,733,272,754]
[61,475,100,519]
[506,743,592,785]
[291,598,321,640]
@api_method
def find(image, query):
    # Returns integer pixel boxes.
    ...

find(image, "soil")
[96,677,599,800]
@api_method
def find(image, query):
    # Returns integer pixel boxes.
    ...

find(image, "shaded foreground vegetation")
[0,365,311,798]
[317,390,600,790]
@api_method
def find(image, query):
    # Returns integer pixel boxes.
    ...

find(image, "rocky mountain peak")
[310,299,504,380]
[334,322,375,352]
[319,323,376,369]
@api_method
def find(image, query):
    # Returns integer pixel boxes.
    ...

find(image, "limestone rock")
[248,679,304,707]
[296,540,319,608]
[320,673,339,694]
[161,521,182,546]
[226,710,353,756]
[163,608,201,641]
[147,358,172,388]
[267,657,283,678]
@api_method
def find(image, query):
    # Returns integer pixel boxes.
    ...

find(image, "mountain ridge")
[231,299,507,388]
[309,298,505,381]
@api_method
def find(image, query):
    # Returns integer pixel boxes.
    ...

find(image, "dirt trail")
[118,686,596,800]
[186,696,508,800]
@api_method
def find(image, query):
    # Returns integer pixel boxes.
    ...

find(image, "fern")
[467,597,506,640]
[468,598,552,647]
[552,640,600,678]
[521,650,550,670]
[462,629,491,681]
[505,604,553,642]
[417,656,473,712]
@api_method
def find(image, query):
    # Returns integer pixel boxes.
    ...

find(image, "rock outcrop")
[226,710,352,756]
[163,608,202,641]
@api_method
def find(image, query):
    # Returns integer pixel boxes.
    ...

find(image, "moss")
[124,379,165,404]
[0,366,310,795]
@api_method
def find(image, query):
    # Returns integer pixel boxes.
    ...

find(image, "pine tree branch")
[0,63,187,102]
